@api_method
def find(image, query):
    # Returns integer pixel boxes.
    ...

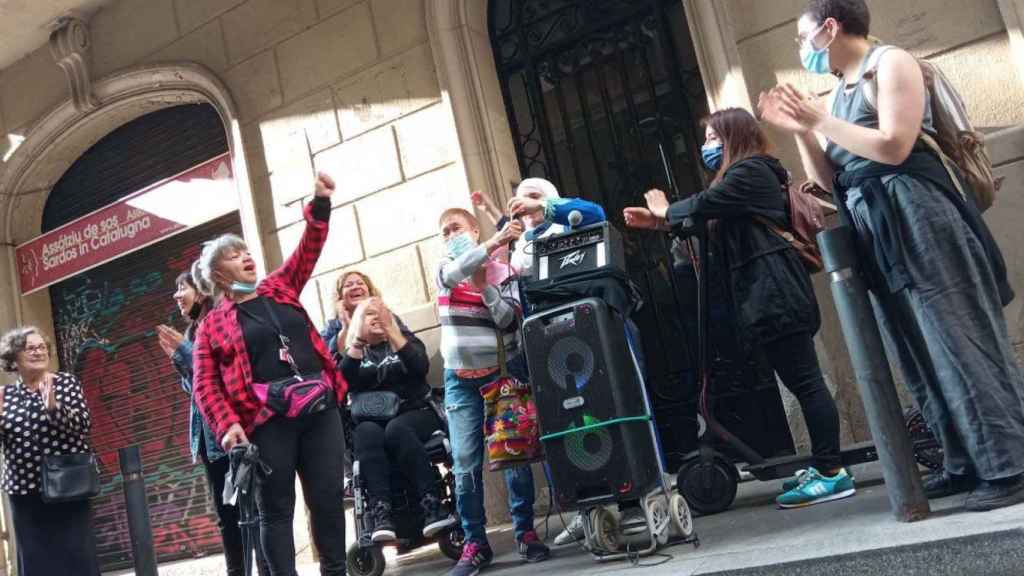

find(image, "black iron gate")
[490,0,714,467]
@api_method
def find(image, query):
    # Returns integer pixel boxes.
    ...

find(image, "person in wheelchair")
[341,297,458,543]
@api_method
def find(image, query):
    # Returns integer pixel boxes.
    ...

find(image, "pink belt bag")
[236,297,337,427]
[252,371,335,427]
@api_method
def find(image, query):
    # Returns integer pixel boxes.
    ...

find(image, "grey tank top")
[826,45,935,171]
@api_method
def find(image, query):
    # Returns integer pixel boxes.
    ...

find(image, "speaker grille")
[563,424,614,472]
[547,336,595,392]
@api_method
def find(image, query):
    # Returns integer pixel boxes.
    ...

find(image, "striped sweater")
[437,244,521,370]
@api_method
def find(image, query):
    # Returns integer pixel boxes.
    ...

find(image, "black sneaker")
[923,471,977,499]
[421,492,457,538]
[371,500,397,543]
[517,530,550,563]
[448,541,493,576]
[965,475,1024,511]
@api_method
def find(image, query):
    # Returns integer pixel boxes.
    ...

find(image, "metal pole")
[818,227,930,522]
[119,445,158,575]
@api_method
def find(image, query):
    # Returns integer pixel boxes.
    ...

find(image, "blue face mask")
[799,25,832,75]
[446,232,476,259]
[230,281,257,294]
[701,143,723,172]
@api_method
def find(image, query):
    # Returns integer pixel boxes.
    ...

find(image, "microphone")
[568,210,583,230]
[509,213,524,254]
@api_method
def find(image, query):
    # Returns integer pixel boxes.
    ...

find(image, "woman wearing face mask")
[156,264,267,576]
[624,107,854,509]
[193,172,348,576]
[759,0,1024,511]
[342,297,456,543]
[0,327,101,576]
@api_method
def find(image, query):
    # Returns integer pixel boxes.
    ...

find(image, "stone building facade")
[0,0,1023,568]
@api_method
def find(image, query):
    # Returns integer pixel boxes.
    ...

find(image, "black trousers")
[200,441,270,576]
[353,407,440,501]
[251,408,346,576]
[762,332,843,471]
[9,492,101,576]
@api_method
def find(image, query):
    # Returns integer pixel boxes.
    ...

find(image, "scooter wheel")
[437,526,466,562]
[677,458,738,515]
[905,407,944,472]
[669,492,695,538]
[346,541,385,576]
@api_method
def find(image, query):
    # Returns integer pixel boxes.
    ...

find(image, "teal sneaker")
[781,469,811,492]
[776,467,856,509]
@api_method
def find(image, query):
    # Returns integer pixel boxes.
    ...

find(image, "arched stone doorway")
[0,63,265,343]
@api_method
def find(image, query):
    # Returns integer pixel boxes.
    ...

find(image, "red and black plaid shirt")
[193,198,347,441]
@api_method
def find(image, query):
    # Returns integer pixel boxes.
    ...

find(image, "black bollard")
[818,226,930,522]
[119,445,159,575]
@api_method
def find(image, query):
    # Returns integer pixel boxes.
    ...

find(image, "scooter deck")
[743,441,879,481]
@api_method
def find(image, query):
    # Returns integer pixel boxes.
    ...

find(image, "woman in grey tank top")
[759,0,1024,512]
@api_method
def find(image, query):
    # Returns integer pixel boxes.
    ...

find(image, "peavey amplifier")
[531,222,626,284]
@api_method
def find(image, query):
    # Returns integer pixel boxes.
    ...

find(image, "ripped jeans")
[444,368,536,545]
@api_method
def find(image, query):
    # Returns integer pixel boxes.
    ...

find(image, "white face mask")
[446,232,476,259]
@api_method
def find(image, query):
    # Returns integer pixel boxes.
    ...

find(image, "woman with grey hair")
[192,172,348,576]
[0,326,100,576]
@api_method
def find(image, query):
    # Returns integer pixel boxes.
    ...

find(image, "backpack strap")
[919,132,968,203]
[860,45,895,110]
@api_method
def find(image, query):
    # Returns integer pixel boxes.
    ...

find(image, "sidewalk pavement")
[376,462,1024,576]
[133,462,1024,575]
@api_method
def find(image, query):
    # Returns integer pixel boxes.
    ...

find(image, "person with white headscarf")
[506,178,606,278]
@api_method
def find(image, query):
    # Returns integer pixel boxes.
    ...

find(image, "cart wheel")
[346,541,385,576]
[588,507,621,553]
[646,497,670,546]
[905,407,944,472]
[669,493,694,538]
[437,526,465,562]
[677,458,737,515]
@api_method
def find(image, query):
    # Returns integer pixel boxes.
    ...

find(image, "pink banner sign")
[17,153,237,295]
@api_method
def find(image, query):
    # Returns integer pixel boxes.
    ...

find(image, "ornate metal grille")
[491,0,713,467]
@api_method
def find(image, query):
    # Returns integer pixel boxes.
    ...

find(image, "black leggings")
[353,408,441,501]
[251,408,346,576]
[762,332,842,471]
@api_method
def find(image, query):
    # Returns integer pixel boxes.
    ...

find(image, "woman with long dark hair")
[156,263,266,576]
[625,107,854,508]
[759,0,1024,511]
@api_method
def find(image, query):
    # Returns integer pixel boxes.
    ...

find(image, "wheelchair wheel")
[437,526,465,562]
[346,541,385,576]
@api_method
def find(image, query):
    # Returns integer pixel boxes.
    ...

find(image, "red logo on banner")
[16,153,237,295]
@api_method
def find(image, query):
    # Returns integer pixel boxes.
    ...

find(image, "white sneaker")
[553,513,585,546]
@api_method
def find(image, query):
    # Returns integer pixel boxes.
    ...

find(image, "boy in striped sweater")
[436,208,551,576]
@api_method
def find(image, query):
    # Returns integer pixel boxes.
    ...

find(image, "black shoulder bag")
[14,381,102,504]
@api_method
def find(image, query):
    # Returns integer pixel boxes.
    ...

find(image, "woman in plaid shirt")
[193,172,348,576]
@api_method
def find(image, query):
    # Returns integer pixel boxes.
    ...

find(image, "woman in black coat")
[624,107,854,509]
[342,297,457,542]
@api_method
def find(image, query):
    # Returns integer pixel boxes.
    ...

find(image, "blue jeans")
[444,368,536,545]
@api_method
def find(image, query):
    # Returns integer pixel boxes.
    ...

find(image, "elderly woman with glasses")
[0,326,100,576]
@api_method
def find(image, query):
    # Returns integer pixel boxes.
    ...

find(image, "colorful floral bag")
[480,330,543,471]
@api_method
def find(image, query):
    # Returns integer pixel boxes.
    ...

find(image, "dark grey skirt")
[8,492,101,576]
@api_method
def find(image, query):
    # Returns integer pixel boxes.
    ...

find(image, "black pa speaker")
[524,297,659,508]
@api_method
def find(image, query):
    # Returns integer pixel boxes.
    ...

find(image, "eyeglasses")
[23,344,49,355]
[795,23,827,46]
